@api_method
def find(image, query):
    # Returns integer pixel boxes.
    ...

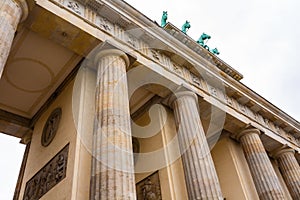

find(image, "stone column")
[0,0,28,78]
[169,91,223,200]
[90,49,136,199]
[273,147,300,199]
[237,128,285,199]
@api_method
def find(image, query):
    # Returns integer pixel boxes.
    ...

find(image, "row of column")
[1,0,298,199]
[1,1,299,199]
[90,47,300,199]
[237,128,300,199]
[90,48,224,199]
[0,0,28,78]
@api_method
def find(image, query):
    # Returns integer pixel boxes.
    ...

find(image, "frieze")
[160,53,172,70]
[96,16,112,32]
[139,40,150,55]
[224,94,233,106]
[191,73,202,87]
[84,6,96,24]
[208,85,218,97]
[246,108,255,119]
[172,63,183,76]
[49,0,300,146]
[136,172,162,200]
[238,104,247,114]
[269,122,277,133]
[114,25,125,40]
[181,65,191,80]
[126,34,137,48]
[23,144,69,200]
[65,0,83,15]
[150,49,160,61]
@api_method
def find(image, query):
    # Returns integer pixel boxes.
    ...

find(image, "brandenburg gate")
[0,0,299,199]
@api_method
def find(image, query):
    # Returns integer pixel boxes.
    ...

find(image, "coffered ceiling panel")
[0,28,81,118]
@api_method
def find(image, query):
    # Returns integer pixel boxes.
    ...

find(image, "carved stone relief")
[23,144,69,200]
[136,172,162,200]
[191,73,201,87]
[127,34,137,48]
[65,1,83,15]
[96,16,112,32]
[224,94,233,106]
[208,85,218,97]
[150,49,160,61]
[41,108,62,147]
[172,63,183,75]
[238,104,247,114]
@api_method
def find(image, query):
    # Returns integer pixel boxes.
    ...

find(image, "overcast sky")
[124,0,300,122]
[1,0,300,199]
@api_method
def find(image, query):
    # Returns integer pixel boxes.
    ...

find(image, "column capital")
[271,145,295,159]
[236,128,261,141]
[13,0,29,22]
[94,48,130,68]
[167,90,198,108]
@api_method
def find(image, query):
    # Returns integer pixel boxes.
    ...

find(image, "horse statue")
[203,45,220,55]
[181,20,191,34]
[161,11,168,27]
[197,33,211,46]
[210,48,220,55]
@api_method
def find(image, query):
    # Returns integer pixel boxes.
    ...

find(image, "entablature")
[30,0,300,149]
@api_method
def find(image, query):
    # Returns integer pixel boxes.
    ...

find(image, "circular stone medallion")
[41,108,62,147]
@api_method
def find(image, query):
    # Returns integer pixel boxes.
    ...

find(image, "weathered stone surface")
[136,172,162,200]
[237,128,285,200]
[170,91,223,200]
[0,0,27,78]
[23,144,69,200]
[90,49,136,199]
[273,147,300,199]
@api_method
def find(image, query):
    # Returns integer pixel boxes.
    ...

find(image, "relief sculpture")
[136,172,162,200]
[41,108,62,147]
[67,1,81,15]
[23,144,69,200]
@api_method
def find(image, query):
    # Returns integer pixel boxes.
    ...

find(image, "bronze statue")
[181,20,191,34]
[161,11,168,27]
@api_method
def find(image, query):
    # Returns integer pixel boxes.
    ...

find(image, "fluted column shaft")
[90,49,136,200]
[238,129,285,200]
[171,91,223,200]
[0,0,28,78]
[273,147,300,199]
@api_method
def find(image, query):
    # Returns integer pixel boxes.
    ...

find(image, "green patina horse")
[210,48,220,55]
[161,11,168,27]
[181,20,191,34]
[197,33,211,46]
[203,45,220,55]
